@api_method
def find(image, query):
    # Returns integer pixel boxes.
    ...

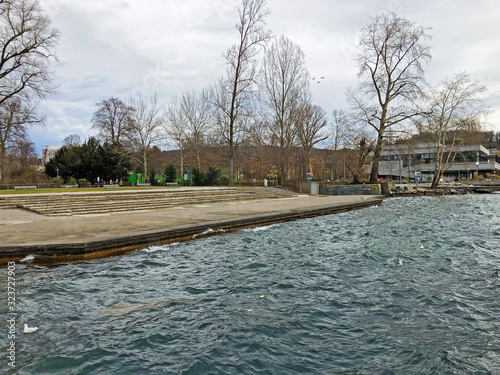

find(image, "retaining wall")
[319,183,382,196]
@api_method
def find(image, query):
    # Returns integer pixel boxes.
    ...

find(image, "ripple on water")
[5,195,500,374]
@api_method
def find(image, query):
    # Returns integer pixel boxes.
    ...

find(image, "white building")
[42,145,62,165]
[378,142,500,182]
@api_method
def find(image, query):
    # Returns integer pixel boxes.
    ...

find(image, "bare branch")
[213,0,271,184]
[421,72,487,187]
[127,93,166,180]
[0,0,60,106]
[91,97,134,144]
[351,12,431,182]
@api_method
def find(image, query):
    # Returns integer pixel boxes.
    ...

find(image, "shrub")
[218,175,229,186]
[67,177,77,185]
[164,165,177,182]
[149,171,156,186]
[77,178,88,187]
[50,177,62,187]
[192,168,205,186]
[205,167,220,186]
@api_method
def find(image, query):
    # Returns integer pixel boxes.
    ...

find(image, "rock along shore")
[390,184,500,197]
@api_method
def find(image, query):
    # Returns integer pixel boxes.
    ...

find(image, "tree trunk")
[370,134,384,182]
[0,144,6,183]
[229,152,234,185]
[431,172,440,189]
[180,147,184,186]
[143,149,148,182]
[259,157,263,181]
[431,143,444,189]
[304,149,310,180]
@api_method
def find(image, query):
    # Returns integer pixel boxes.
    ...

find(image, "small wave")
[98,300,178,317]
[143,246,165,253]
[192,228,226,239]
[19,254,36,262]
[243,224,278,232]
[143,242,181,253]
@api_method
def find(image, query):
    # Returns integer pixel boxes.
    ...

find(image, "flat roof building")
[378,142,500,181]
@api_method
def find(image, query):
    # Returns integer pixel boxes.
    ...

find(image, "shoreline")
[390,184,500,197]
[0,194,383,265]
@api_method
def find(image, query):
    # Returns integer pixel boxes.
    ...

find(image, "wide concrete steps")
[0,187,292,216]
[0,200,17,209]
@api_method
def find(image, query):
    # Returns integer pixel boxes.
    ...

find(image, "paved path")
[0,194,383,260]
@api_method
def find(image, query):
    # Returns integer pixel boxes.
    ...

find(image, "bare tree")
[247,118,269,181]
[62,134,81,147]
[260,35,310,184]
[0,0,59,106]
[0,96,42,182]
[330,110,352,151]
[178,89,213,170]
[166,95,188,185]
[350,12,431,182]
[10,138,37,182]
[419,72,486,188]
[213,0,271,184]
[91,97,134,144]
[127,93,166,180]
[297,104,328,179]
[326,110,353,180]
[344,128,375,184]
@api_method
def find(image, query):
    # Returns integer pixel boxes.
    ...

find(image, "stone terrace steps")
[22,194,280,216]
[2,188,273,204]
[0,200,17,209]
[12,191,262,207]
[0,187,293,217]
[3,189,281,208]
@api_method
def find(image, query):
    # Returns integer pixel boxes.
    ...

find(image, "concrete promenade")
[0,193,383,261]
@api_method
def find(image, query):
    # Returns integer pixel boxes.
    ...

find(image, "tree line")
[0,0,494,188]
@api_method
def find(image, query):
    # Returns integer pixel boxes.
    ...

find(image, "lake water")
[2,194,499,374]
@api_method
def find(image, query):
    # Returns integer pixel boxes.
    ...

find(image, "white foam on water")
[143,246,164,253]
[143,242,181,253]
[20,254,36,262]
[243,224,278,232]
[192,228,225,238]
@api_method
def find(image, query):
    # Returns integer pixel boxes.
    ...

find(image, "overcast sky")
[32,0,500,151]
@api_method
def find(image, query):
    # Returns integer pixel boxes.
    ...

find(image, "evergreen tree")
[45,137,131,182]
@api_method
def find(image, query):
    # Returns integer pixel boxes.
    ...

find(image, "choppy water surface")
[2,194,500,374]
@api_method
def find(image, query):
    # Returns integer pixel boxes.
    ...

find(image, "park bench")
[14,186,37,191]
[104,184,120,188]
[166,182,178,187]
[137,183,151,187]
[65,185,78,189]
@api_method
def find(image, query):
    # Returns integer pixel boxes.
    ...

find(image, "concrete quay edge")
[0,195,384,262]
